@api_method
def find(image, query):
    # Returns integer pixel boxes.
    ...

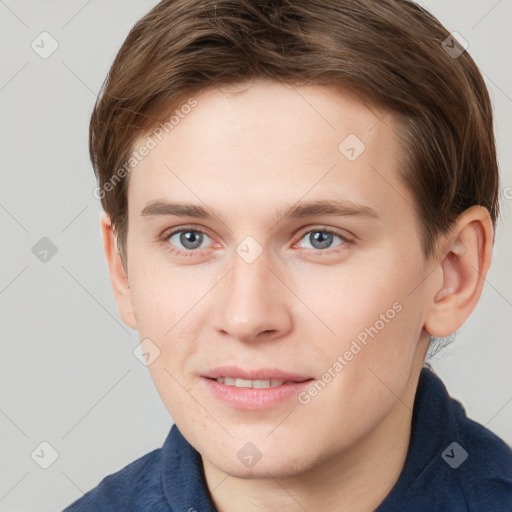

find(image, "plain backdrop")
[1,1,511,510]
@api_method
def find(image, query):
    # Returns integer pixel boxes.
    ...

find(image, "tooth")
[217,377,288,388]
[235,378,253,388]
[252,379,271,388]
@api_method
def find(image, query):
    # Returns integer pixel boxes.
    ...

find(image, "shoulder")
[382,368,512,511]
[394,430,512,512]
[451,409,512,510]
[62,447,169,512]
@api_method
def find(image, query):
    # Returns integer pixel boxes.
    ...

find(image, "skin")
[101,79,493,512]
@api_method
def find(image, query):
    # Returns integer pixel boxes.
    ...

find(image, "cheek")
[292,255,425,393]
[290,259,412,345]
[128,253,190,330]
[128,270,196,382]
[291,295,422,455]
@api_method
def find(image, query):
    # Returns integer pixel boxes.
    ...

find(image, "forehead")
[127,80,411,226]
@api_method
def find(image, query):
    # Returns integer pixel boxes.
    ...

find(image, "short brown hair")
[90,0,500,267]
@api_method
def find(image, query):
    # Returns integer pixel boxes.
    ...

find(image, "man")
[65,1,512,510]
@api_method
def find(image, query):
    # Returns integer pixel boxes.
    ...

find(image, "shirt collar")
[162,421,217,511]
[375,365,458,510]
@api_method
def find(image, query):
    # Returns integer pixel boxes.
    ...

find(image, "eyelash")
[160,226,353,258]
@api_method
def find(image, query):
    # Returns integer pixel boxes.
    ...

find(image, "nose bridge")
[216,244,289,340]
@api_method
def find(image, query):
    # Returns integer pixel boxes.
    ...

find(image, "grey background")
[0,1,511,510]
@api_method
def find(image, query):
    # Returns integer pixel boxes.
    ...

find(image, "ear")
[424,205,494,337]
[100,212,138,330]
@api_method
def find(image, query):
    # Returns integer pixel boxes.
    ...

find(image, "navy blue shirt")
[63,366,512,511]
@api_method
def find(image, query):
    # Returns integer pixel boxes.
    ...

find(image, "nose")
[212,249,293,343]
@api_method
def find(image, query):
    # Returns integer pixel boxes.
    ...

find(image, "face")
[120,80,435,478]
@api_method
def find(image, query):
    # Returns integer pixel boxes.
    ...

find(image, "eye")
[165,228,212,255]
[295,228,351,252]
[161,226,353,258]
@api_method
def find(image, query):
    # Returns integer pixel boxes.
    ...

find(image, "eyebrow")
[140,198,380,224]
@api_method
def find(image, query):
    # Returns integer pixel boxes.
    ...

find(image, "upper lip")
[201,366,313,382]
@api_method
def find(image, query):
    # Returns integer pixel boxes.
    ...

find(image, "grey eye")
[299,230,344,250]
[169,230,209,250]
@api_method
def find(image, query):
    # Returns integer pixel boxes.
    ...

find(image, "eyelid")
[165,225,211,238]
[162,224,214,240]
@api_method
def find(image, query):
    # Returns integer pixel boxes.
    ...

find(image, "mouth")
[201,366,313,387]
[200,366,315,410]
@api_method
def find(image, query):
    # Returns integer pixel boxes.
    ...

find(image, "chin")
[204,443,318,480]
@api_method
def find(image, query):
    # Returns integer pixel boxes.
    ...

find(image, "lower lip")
[201,377,315,410]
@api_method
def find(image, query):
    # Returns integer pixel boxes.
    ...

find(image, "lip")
[200,366,313,382]
[201,377,315,410]
[200,366,315,411]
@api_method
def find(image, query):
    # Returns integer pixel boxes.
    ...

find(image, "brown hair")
[90,0,499,267]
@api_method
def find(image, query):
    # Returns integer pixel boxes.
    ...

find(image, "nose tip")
[213,258,293,343]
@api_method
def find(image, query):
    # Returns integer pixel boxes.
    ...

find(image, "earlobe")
[424,206,493,338]
[99,213,138,330]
